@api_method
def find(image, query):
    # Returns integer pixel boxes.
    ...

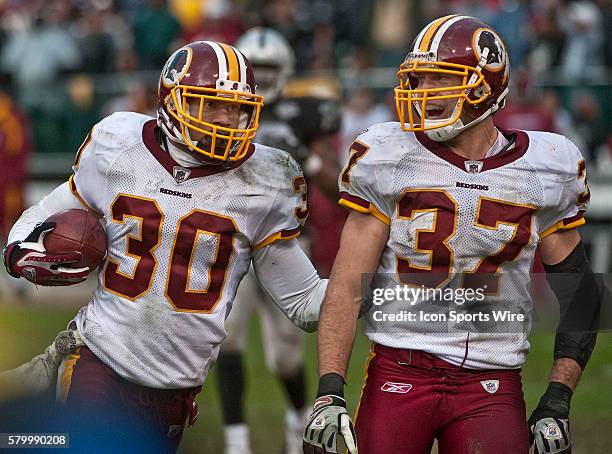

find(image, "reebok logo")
[381,382,412,394]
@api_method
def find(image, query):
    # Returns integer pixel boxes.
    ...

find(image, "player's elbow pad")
[544,241,606,369]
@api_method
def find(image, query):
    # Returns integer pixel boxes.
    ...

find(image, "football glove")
[3,222,91,286]
[528,382,572,454]
[303,373,357,454]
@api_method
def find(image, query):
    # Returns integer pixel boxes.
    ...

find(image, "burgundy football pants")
[354,344,529,454]
[58,346,200,453]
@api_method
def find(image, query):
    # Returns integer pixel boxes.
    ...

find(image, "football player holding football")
[215,27,342,454]
[303,15,603,454]
[2,40,329,453]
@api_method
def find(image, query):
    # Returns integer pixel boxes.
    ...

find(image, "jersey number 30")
[103,194,237,313]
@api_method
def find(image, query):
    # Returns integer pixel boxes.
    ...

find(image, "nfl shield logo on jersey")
[173,166,191,183]
[465,160,484,173]
[480,380,499,394]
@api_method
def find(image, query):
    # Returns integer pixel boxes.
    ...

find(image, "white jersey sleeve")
[69,113,134,214]
[252,150,307,249]
[252,238,326,332]
[534,134,590,238]
[7,182,84,243]
[338,126,394,225]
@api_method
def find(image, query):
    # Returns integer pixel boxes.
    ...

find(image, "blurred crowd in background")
[0,0,610,197]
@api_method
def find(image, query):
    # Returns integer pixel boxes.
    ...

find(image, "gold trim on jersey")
[338,197,391,226]
[57,348,81,404]
[252,228,301,251]
[74,127,94,167]
[539,214,586,240]
[577,160,586,179]
[68,175,99,214]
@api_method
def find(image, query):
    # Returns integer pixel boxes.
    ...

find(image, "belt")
[374,344,460,370]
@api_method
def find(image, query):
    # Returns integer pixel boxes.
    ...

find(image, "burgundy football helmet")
[394,15,510,141]
[157,41,264,161]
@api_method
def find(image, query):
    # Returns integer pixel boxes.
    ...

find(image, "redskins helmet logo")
[473,28,506,72]
[162,47,193,87]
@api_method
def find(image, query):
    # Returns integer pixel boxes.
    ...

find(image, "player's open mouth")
[426,106,446,119]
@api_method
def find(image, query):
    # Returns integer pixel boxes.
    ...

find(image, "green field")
[1,306,610,453]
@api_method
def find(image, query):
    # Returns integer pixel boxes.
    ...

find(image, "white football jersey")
[70,112,307,388]
[339,122,589,369]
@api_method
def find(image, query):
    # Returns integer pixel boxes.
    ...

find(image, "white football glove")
[529,382,572,454]
[303,394,357,454]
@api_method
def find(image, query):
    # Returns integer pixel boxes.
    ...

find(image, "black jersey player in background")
[215,27,342,454]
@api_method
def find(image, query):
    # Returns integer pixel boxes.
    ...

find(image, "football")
[44,209,107,269]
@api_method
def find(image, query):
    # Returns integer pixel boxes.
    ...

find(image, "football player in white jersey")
[2,40,329,453]
[303,15,603,454]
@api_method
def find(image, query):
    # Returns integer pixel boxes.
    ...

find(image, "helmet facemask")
[395,58,495,141]
[165,81,263,161]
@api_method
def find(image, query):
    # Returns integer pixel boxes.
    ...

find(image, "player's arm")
[318,210,388,378]
[252,238,327,332]
[0,324,83,399]
[531,228,604,452]
[303,210,388,454]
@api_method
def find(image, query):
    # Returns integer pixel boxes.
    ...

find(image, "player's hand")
[3,222,91,286]
[303,373,357,454]
[528,382,572,454]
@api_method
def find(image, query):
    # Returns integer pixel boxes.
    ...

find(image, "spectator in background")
[489,0,531,68]
[527,0,566,75]
[494,70,557,132]
[58,74,100,154]
[571,89,607,163]
[558,0,605,81]
[179,0,244,45]
[0,90,32,242]
[74,3,116,73]
[103,80,157,117]
[541,88,576,139]
[1,2,80,111]
[449,0,497,24]
[133,0,180,69]
[594,134,612,176]
[340,88,393,158]
[257,0,335,71]
[369,0,413,67]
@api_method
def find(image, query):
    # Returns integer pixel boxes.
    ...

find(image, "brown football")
[44,209,107,269]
